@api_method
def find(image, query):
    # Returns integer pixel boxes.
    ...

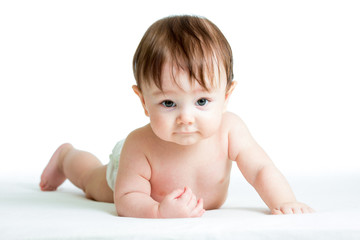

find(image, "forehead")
[158,61,226,92]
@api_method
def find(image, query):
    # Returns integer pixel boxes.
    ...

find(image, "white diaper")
[106,139,125,191]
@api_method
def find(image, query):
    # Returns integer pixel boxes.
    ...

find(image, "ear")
[132,85,149,117]
[225,81,237,101]
[224,81,237,111]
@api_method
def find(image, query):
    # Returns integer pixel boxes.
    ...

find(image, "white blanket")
[1,172,359,240]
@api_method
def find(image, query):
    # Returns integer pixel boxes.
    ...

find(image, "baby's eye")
[196,98,209,106]
[161,100,176,108]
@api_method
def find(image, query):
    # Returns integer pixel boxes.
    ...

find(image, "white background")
[0,0,359,177]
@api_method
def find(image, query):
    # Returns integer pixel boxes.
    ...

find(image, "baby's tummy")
[195,177,230,210]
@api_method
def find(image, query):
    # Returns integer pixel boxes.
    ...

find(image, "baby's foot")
[39,143,72,191]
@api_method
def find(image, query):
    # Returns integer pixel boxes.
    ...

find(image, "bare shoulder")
[222,111,248,132]
[223,112,255,161]
[119,124,153,179]
[125,124,153,146]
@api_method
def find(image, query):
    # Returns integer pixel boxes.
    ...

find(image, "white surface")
[1,171,360,239]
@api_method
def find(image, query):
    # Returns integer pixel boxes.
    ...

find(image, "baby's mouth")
[175,130,197,135]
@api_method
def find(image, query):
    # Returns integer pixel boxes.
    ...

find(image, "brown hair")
[133,15,234,92]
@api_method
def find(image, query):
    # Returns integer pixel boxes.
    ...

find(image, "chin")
[175,139,199,146]
[172,135,204,146]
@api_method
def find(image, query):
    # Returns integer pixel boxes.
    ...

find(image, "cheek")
[204,101,226,130]
[198,110,223,134]
[149,112,173,137]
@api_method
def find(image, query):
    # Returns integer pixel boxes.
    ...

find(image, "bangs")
[133,15,233,92]
[165,43,222,91]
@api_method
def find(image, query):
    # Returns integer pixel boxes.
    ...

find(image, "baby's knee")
[84,166,113,202]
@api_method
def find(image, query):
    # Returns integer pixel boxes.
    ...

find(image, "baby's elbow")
[116,210,123,217]
[115,202,124,217]
[114,194,127,217]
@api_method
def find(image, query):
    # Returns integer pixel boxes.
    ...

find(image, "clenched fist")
[158,187,205,218]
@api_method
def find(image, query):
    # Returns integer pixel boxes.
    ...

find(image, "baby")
[40,15,314,218]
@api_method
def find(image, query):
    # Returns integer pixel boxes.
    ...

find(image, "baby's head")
[132,15,236,145]
[133,15,234,93]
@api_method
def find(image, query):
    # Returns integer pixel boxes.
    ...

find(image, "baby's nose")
[176,109,194,125]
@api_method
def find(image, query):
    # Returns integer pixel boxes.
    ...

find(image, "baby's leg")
[40,143,113,203]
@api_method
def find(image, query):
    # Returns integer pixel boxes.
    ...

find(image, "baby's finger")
[192,208,205,218]
[190,198,204,217]
[167,188,186,200]
[302,206,315,214]
[280,207,294,214]
[187,193,197,209]
[178,186,192,203]
[271,208,283,215]
[292,207,302,214]
[307,206,315,213]
[301,207,309,214]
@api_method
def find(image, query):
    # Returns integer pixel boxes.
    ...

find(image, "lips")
[175,131,196,134]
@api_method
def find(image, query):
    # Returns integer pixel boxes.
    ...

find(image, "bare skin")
[113,122,232,218]
[40,143,68,191]
[40,143,113,203]
[40,66,314,218]
[39,121,230,215]
[40,114,314,217]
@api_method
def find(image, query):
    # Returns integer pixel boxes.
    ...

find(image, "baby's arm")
[114,151,159,218]
[227,113,314,214]
[114,132,204,218]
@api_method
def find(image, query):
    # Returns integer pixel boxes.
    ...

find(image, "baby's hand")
[271,202,315,215]
[158,187,205,218]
